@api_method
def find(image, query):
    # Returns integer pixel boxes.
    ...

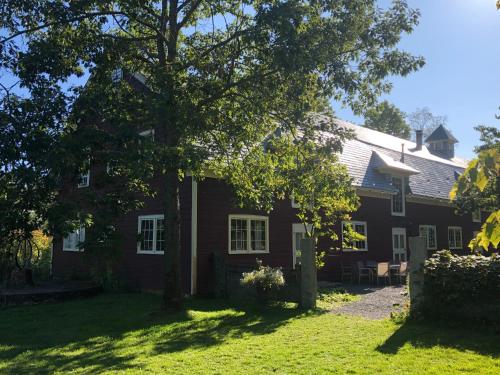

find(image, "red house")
[52,118,482,295]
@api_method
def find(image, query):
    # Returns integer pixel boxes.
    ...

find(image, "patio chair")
[356,261,372,284]
[340,262,354,284]
[393,261,408,284]
[375,262,391,286]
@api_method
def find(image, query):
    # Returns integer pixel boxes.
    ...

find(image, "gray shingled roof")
[336,121,465,200]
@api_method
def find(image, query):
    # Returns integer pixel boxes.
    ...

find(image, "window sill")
[228,250,270,255]
[63,249,84,252]
[391,212,405,217]
[342,249,368,252]
[77,185,89,188]
[449,247,463,250]
[137,250,165,255]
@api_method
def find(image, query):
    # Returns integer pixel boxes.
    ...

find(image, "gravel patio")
[331,284,407,320]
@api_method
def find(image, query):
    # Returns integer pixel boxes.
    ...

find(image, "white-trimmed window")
[419,225,437,250]
[228,215,269,254]
[448,226,463,249]
[137,215,165,254]
[78,170,90,188]
[63,227,85,252]
[472,209,481,223]
[342,221,368,251]
[291,196,299,209]
[391,176,405,216]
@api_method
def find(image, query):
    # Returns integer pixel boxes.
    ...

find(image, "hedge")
[422,250,500,322]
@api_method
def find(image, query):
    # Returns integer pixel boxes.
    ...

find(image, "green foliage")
[451,125,499,251]
[423,250,500,322]
[364,101,411,139]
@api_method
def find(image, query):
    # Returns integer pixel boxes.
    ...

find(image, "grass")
[0,292,499,374]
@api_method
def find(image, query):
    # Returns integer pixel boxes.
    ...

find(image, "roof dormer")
[425,125,458,160]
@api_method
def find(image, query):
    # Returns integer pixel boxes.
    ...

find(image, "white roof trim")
[372,150,420,175]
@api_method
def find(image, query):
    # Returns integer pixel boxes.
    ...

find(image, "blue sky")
[335,0,500,160]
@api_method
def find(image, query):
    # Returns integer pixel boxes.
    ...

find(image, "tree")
[0,77,152,285]
[364,101,411,139]
[407,107,446,140]
[451,125,500,251]
[1,1,424,308]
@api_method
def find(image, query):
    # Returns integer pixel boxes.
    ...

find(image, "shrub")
[423,249,500,322]
[240,259,285,303]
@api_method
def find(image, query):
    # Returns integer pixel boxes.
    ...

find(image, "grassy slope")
[0,293,498,374]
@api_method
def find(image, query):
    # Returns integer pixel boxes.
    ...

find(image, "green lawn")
[0,293,498,374]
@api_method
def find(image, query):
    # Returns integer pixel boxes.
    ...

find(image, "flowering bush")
[241,260,285,303]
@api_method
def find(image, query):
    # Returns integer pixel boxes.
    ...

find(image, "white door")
[392,227,407,262]
[292,223,311,268]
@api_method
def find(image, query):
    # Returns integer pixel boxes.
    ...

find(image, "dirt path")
[332,285,407,320]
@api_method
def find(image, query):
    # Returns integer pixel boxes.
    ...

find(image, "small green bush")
[241,259,285,303]
[423,249,500,322]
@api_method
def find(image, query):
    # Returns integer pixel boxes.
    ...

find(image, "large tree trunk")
[162,170,183,309]
[160,0,183,310]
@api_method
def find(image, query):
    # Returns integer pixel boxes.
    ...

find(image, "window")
[419,225,437,250]
[291,196,299,209]
[342,221,368,251]
[63,227,85,251]
[472,209,481,223]
[78,170,90,188]
[448,226,463,249]
[391,176,405,216]
[228,215,269,254]
[138,215,165,254]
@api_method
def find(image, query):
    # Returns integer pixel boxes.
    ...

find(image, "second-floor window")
[391,176,405,216]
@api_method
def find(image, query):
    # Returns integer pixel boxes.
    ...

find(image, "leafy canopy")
[451,126,500,251]
[364,100,411,139]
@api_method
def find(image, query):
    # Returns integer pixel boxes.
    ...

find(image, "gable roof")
[425,124,458,143]
[334,119,466,201]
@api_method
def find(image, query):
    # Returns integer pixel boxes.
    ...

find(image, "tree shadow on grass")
[377,320,500,358]
[150,298,308,354]
[0,293,308,374]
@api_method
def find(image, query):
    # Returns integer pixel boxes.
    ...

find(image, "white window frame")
[63,226,85,252]
[448,226,463,250]
[472,209,481,223]
[137,215,165,255]
[291,196,300,209]
[341,221,368,252]
[391,176,405,216]
[228,215,269,254]
[77,170,90,188]
[419,225,437,250]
